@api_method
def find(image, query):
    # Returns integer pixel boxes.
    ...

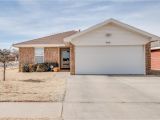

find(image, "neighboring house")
[13,18,160,75]
[151,41,160,70]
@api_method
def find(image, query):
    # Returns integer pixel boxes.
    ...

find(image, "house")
[13,18,160,75]
[151,41,160,70]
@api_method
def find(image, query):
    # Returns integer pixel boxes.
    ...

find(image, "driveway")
[63,75,160,120]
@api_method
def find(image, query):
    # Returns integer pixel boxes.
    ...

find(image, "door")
[60,48,70,69]
[75,46,145,74]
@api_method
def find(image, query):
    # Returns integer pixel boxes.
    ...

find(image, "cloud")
[0,0,160,49]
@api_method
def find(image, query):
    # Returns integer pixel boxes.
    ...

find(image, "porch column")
[145,42,151,75]
[70,43,75,75]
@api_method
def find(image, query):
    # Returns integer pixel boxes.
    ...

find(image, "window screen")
[35,48,44,63]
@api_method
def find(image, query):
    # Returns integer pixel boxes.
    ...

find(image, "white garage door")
[75,46,145,74]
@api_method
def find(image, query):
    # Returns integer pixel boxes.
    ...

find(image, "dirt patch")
[0,69,68,102]
[21,79,45,83]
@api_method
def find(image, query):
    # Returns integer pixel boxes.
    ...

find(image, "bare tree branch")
[0,49,10,81]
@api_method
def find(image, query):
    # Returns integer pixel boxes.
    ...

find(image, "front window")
[35,48,44,63]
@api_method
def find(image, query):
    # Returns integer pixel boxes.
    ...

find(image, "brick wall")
[44,47,60,66]
[151,50,160,70]
[145,42,151,75]
[19,47,35,71]
[70,43,75,75]
[19,47,61,71]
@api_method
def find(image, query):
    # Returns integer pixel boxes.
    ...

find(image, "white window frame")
[35,48,44,63]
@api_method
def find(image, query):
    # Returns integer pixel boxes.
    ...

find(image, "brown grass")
[0,118,49,120]
[0,68,68,102]
[0,118,61,120]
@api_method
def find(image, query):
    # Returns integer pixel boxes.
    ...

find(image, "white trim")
[71,44,150,47]
[151,47,160,50]
[64,18,160,43]
[13,44,65,48]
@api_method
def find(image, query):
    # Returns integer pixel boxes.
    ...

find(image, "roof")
[64,18,160,42]
[13,30,77,47]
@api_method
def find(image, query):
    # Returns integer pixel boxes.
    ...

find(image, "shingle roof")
[13,30,77,47]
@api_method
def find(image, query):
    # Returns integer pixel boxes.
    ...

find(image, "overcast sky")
[0,0,160,49]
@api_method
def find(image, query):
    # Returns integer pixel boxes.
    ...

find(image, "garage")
[75,46,145,74]
[64,19,160,75]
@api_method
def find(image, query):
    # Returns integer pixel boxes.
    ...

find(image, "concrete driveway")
[63,75,160,120]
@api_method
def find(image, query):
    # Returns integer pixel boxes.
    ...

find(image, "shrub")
[36,63,48,72]
[22,64,29,72]
[44,62,59,72]
[28,64,33,72]
[32,64,38,72]
[22,62,59,72]
[29,64,38,72]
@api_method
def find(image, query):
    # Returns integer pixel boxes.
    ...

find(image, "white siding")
[75,45,145,74]
[72,23,150,46]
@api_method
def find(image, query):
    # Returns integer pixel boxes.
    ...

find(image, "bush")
[33,64,38,72]
[36,63,48,72]
[22,62,59,72]
[29,64,38,72]
[22,64,29,72]
[45,62,59,71]
[28,64,33,72]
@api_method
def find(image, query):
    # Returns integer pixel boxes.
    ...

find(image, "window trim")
[34,47,44,63]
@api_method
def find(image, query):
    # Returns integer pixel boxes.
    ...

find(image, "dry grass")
[0,118,61,120]
[0,118,49,120]
[0,68,68,102]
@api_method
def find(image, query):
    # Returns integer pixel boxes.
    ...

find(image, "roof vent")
[106,33,112,37]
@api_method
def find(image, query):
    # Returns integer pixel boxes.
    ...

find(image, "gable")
[71,23,150,46]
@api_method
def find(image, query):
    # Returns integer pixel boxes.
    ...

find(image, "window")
[35,48,44,63]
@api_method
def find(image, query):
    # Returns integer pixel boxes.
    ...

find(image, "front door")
[60,48,70,69]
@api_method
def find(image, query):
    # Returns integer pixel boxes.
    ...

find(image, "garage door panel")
[75,46,145,74]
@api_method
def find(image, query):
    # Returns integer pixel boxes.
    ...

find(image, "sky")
[0,0,160,49]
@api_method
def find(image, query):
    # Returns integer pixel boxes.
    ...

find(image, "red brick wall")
[19,47,35,71]
[145,43,151,74]
[70,44,75,75]
[19,47,61,71]
[44,47,59,64]
[151,50,160,70]
[19,47,35,64]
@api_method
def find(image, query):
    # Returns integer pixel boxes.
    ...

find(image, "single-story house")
[151,41,160,70]
[13,18,160,75]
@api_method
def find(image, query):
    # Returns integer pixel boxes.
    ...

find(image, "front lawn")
[0,68,67,102]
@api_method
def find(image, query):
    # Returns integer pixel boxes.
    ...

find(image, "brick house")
[13,18,160,75]
[151,41,160,70]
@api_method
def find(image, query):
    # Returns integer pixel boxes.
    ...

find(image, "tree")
[0,49,10,81]
[11,49,19,61]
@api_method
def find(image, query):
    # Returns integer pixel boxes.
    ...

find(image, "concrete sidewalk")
[0,102,62,119]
